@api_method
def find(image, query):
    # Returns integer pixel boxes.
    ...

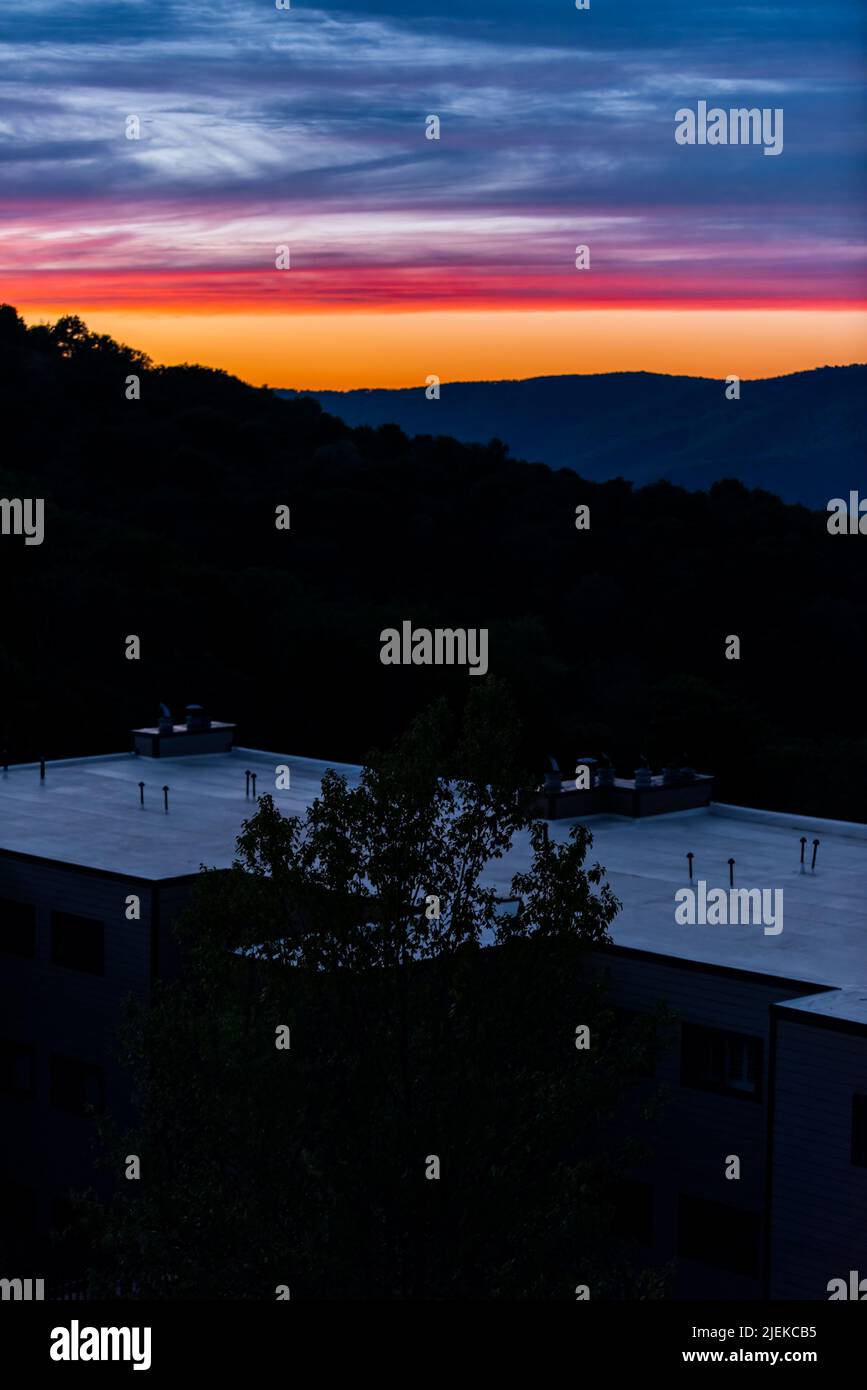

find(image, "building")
[486,802,867,1301]
[0,713,362,1277]
[1,716,865,1298]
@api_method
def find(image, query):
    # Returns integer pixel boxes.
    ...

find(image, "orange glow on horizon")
[18,306,867,389]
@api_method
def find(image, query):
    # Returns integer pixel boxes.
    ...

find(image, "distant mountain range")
[278,365,866,508]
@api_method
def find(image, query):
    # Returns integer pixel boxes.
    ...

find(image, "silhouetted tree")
[80,686,668,1299]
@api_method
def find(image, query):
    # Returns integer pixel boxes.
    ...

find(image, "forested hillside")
[280,366,867,508]
[2,305,865,821]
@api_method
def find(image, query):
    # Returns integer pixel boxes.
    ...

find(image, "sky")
[1,0,865,387]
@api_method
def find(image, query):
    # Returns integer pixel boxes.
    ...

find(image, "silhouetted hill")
[278,367,866,508]
[2,304,867,822]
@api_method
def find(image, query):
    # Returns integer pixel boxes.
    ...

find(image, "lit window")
[681,1022,762,1100]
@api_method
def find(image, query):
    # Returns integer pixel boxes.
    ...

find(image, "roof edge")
[710,801,867,841]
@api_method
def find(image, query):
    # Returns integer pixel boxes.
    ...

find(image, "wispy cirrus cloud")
[0,0,864,314]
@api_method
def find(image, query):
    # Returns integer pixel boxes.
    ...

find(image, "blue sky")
[1,0,864,383]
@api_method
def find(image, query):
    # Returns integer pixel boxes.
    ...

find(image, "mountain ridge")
[277,364,867,508]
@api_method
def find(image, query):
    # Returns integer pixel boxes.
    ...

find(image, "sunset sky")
[1,0,865,387]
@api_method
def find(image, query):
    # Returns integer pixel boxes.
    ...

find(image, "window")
[615,1006,656,1078]
[681,1022,762,1100]
[852,1095,867,1167]
[0,898,36,958]
[50,910,103,975]
[612,1178,654,1248]
[677,1194,760,1276]
[49,1054,104,1116]
[0,1040,36,1099]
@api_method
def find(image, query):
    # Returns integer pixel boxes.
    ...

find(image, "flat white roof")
[486,805,867,1001]
[775,988,867,1028]
[2,749,865,1017]
[0,748,362,883]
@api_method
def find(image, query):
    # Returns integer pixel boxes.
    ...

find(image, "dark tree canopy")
[77,689,670,1300]
[1,305,865,821]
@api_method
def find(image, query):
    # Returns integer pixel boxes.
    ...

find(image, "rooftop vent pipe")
[543,756,561,794]
[185,704,210,734]
[597,752,615,788]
